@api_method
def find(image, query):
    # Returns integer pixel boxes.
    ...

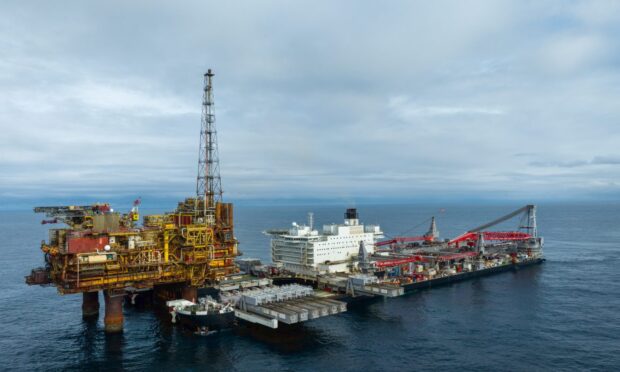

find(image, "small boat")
[167,296,235,333]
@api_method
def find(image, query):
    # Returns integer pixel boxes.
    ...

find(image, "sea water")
[0,202,618,370]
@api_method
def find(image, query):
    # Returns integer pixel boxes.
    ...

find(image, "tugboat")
[167,296,235,335]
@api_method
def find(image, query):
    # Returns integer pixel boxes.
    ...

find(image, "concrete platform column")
[104,290,124,333]
[181,286,197,302]
[82,291,99,318]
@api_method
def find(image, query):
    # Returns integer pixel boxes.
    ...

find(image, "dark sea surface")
[1,202,619,371]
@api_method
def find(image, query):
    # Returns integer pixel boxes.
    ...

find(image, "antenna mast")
[195,69,223,220]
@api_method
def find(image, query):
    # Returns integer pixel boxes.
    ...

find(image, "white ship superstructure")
[270,209,383,275]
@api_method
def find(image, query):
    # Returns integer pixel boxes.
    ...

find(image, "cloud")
[591,156,620,165]
[64,81,197,117]
[1,0,620,203]
[538,34,610,74]
[529,156,620,168]
[529,160,590,168]
[389,96,505,119]
[567,0,620,26]
[4,79,197,116]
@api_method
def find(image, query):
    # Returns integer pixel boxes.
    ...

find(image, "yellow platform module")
[29,199,238,294]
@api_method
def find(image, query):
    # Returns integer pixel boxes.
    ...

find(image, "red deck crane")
[448,205,537,246]
[374,255,426,268]
[448,231,531,245]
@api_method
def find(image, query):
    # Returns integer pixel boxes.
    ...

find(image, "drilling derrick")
[25,70,238,332]
[195,69,222,221]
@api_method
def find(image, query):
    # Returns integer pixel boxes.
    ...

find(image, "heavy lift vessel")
[257,205,544,300]
[26,70,238,332]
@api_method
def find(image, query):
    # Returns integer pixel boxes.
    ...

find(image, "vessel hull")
[402,258,545,293]
[176,311,235,330]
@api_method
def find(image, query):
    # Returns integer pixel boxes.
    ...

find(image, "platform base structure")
[104,290,125,333]
[82,291,99,318]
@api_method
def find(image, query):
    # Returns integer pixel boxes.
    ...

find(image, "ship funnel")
[345,208,358,220]
[344,208,359,226]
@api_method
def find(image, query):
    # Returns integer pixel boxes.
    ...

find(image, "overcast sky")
[1,1,619,205]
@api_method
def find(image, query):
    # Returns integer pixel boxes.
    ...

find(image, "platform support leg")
[104,290,124,333]
[82,291,99,318]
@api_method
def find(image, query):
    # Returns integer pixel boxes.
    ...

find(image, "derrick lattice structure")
[195,69,222,221]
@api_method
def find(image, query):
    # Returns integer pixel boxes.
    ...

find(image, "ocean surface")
[1,202,619,371]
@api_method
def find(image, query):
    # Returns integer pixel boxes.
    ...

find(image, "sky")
[1,1,619,207]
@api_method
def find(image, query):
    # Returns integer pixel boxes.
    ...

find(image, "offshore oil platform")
[26,70,545,335]
[26,70,239,332]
